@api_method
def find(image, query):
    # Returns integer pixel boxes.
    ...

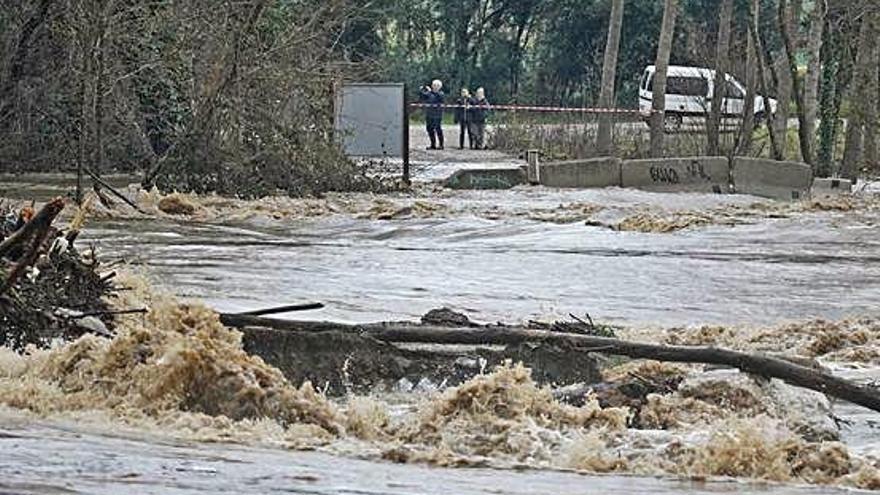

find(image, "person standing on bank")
[453,88,473,150]
[468,87,490,150]
[420,79,445,150]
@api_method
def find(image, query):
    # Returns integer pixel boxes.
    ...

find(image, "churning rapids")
[4,173,880,494]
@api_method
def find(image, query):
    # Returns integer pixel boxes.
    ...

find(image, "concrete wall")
[812,177,852,196]
[621,156,729,193]
[731,158,813,200]
[538,157,621,188]
[445,167,526,190]
[444,156,816,201]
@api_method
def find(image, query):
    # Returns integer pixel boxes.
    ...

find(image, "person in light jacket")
[467,87,490,149]
[419,79,445,150]
[453,88,473,150]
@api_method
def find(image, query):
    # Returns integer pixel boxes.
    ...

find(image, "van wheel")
[663,114,683,133]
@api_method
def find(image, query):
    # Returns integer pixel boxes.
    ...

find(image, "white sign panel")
[334,83,405,158]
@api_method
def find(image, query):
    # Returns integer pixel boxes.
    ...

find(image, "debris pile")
[0,197,115,350]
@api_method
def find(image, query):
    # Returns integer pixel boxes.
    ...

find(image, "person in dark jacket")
[419,80,445,150]
[453,88,473,150]
[467,87,490,149]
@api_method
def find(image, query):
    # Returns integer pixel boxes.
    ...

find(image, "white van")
[638,65,777,131]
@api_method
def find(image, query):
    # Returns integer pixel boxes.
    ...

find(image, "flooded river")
[3,172,880,493]
[83,188,880,327]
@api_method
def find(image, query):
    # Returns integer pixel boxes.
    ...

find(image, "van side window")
[667,76,708,96]
[645,73,654,92]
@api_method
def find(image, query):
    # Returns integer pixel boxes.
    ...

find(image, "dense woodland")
[0,0,878,195]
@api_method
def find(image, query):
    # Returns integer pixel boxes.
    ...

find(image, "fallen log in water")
[235,302,324,317]
[221,315,880,413]
[220,314,349,332]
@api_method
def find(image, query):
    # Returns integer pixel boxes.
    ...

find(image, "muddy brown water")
[79,194,880,327]
[3,171,880,493]
[4,419,869,495]
[2,419,870,495]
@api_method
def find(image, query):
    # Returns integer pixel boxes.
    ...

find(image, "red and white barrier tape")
[409,103,651,115]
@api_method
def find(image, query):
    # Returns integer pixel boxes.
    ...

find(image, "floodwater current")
[3,170,880,494]
[84,188,880,327]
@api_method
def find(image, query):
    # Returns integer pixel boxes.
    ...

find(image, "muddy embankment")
[240,313,603,396]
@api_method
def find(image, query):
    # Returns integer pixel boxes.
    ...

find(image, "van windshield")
[667,76,709,96]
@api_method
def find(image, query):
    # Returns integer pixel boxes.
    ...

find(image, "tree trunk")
[803,0,824,170]
[736,22,758,156]
[707,0,733,156]
[863,35,880,173]
[649,0,678,158]
[94,0,107,178]
[780,0,812,165]
[841,14,878,181]
[816,12,841,177]
[769,0,799,161]
[596,0,625,155]
[0,0,55,129]
[749,0,782,160]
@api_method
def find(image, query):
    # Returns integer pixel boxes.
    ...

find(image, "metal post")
[402,83,410,185]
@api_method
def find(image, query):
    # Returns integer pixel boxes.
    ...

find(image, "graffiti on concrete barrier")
[650,161,714,185]
[448,171,515,189]
[650,166,680,184]
[686,160,712,181]
[470,174,514,189]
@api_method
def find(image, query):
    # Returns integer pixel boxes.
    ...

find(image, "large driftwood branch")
[235,303,324,317]
[0,198,65,259]
[82,167,145,213]
[220,315,880,413]
[0,198,66,296]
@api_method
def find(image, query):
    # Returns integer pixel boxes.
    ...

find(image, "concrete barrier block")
[731,157,813,200]
[445,167,526,190]
[812,177,852,196]
[526,149,540,184]
[539,157,621,188]
[621,156,730,193]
